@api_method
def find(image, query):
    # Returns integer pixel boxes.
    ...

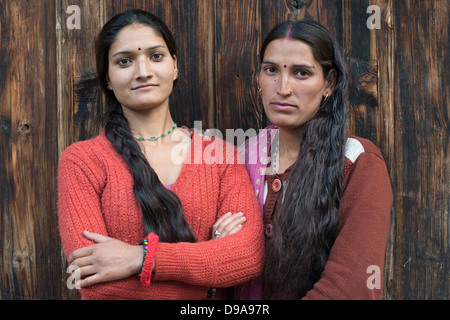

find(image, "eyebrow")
[112,45,165,58]
[262,60,316,69]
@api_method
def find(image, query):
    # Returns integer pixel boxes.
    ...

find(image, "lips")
[270,101,298,110]
[132,84,158,90]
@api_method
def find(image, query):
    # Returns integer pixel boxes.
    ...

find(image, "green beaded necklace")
[135,123,177,141]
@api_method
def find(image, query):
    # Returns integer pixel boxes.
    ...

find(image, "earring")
[323,93,329,102]
[257,86,262,97]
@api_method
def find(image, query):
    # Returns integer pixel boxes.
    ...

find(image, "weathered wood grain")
[57,0,106,153]
[369,0,398,299]
[386,0,449,299]
[214,0,262,132]
[0,0,62,299]
[0,0,447,300]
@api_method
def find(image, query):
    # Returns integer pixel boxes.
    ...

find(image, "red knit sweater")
[57,130,264,300]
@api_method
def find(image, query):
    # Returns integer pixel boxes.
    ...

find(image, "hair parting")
[286,24,293,40]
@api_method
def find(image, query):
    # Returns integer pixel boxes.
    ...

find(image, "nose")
[135,57,153,79]
[276,73,293,96]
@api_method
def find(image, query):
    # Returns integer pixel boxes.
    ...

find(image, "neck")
[122,105,175,142]
[278,126,301,159]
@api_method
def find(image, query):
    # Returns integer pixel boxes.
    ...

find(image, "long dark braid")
[261,20,349,299]
[96,10,195,243]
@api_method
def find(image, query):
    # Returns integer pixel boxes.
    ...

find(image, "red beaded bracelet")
[138,233,159,287]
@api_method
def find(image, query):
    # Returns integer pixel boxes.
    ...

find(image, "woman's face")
[107,23,178,111]
[259,38,333,130]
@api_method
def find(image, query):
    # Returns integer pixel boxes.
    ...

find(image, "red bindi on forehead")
[283,64,287,68]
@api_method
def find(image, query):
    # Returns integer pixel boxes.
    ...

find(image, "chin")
[125,97,169,110]
[266,115,300,130]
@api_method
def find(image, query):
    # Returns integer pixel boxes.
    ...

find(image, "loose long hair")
[261,20,349,299]
[95,10,195,243]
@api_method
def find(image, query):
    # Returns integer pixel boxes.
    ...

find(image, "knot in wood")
[17,123,31,135]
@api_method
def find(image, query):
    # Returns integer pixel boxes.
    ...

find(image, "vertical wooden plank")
[372,0,449,300]
[214,0,261,132]
[389,0,449,299]
[341,0,380,143]
[373,0,398,300]
[57,0,106,152]
[342,2,395,299]
[0,0,61,299]
[56,0,107,299]
[369,0,398,300]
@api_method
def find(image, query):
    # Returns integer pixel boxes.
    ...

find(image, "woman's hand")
[211,212,246,239]
[68,231,144,288]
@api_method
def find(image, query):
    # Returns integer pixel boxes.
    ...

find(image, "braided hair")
[95,10,195,243]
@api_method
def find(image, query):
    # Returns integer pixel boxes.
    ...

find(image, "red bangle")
[139,233,159,287]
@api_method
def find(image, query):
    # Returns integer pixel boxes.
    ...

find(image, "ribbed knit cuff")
[140,233,159,287]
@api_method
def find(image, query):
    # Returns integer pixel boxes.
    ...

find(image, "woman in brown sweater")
[214,20,392,300]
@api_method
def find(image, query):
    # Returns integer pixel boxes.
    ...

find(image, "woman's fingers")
[70,255,93,269]
[83,231,111,243]
[212,212,246,239]
[223,224,243,237]
[77,273,103,288]
[68,246,93,264]
[212,212,232,230]
[72,268,102,288]
[218,213,246,237]
[67,231,109,264]
[67,264,96,289]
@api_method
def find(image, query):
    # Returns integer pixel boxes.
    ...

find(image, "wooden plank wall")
[0,0,448,300]
[0,0,63,299]
[381,0,449,299]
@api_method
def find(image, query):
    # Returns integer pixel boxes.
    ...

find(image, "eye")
[264,66,277,74]
[294,69,310,78]
[150,52,164,61]
[117,58,132,66]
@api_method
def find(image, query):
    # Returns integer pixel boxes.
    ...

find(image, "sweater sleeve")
[58,144,124,299]
[153,146,265,287]
[303,151,392,300]
[57,144,109,259]
[58,145,141,299]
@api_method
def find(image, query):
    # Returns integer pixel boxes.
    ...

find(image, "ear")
[255,74,262,97]
[106,75,111,90]
[324,69,337,96]
[173,55,178,80]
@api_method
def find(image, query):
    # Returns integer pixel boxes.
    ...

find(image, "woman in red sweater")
[215,20,392,299]
[57,10,263,299]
